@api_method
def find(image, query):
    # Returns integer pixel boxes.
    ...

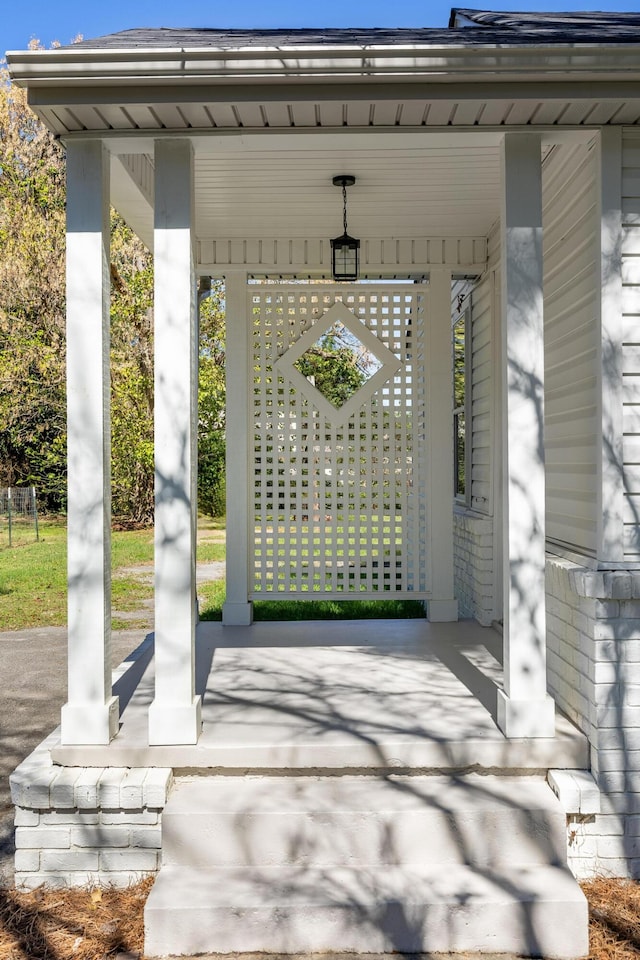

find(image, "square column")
[498,133,555,738]
[223,273,253,625]
[596,127,624,563]
[148,139,201,745]
[61,141,118,745]
[426,268,458,622]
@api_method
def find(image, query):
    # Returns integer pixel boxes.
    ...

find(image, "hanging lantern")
[330,175,359,281]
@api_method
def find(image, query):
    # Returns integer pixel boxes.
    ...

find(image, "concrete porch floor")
[51,619,588,771]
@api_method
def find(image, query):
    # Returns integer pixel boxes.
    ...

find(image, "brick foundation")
[10,731,171,888]
[453,508,495,625]
[546,555,640,878]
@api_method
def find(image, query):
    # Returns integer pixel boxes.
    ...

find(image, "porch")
[49,617,588,771]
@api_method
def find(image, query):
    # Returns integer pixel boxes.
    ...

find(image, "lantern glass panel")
[331,234,360,281]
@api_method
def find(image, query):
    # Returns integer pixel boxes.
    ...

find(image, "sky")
[2,0,640,54]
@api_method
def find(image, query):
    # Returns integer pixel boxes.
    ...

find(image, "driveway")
[0,624,152,885]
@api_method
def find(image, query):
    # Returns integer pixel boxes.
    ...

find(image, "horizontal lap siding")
[623,130,640,557]
[543,141,599,556]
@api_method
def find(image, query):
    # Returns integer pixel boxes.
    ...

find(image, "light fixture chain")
[343,182,348,234]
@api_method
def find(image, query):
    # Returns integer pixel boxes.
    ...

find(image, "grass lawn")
[198,580,425,621]
[0,518,224,632]
[1,514,420,631]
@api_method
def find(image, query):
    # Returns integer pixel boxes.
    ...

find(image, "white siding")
[622,130,640,558]
[543,141,599,557]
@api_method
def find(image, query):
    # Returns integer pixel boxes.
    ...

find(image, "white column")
[497,133,555,738]
[597,127,624,562]
[223,273,253,625]
[148,139,201,745]
[426,268,458,621]
[61,141,118,745]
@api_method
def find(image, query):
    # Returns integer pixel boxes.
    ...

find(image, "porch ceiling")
[110,131,519,254]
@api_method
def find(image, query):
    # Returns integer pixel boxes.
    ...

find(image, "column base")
[497,689,556,739]
[426,599,459,622]
[148,696,202,745]
[223,601,254,626]
[60,695,119,746]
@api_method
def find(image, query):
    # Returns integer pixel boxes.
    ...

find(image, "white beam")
[427,268,458,621]
[596,127,624,563]
[61,140,118,746]
[148,139,202,744]
[497,133,555,738]
[223,273,253,625]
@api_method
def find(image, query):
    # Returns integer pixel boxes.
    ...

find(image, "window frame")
[453,300,472,506]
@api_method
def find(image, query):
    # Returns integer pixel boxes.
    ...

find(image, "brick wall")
[11,732,172,888]
[546,555,640,878]
[453,508,495,625]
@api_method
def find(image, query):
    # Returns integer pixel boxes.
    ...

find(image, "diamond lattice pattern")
[293,320,383,410]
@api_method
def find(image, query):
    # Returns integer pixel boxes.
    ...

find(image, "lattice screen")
[251,284,429,598]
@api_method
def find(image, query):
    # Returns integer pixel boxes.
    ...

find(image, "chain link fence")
[0,487,39,547]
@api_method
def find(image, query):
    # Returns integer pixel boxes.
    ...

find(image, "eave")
[7,42,640,86]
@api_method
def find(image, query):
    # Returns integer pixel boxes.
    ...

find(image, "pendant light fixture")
[330,175,360,281]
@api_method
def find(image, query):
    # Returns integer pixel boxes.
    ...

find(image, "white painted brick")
[621,600,640,618]
[11,766,56,809]
[594,620,640,641]
[589,814,625,836]
[71,825,130,848]
[596,705,640,728]
[74,768,104,809]
[120,767,148,809]
[98,768,128,809]
[597,749,640,773]
[34,871,98,888]
[41,810,100,825]
[100,809,159,825]
[592,725,631,749]
[605,573,633,600]
[99,849,158,871]
[14,850,40,872]
[626,686,640,706]
[567,856,599,879]
[15,826,70,849]
[50,767,82,809]
[14,808,39,827]
[596,835,627,859]
[595,600,620,618]
[130,826,162,848]
[96,870,148,887]
[40,850,100,871]
[143,768,172,808]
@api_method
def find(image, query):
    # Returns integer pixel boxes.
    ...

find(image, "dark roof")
[66,11,640,50]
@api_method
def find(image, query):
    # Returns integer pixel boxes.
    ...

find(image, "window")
[453,303,470,503]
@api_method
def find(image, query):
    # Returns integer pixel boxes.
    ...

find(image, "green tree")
[294,321,369,409]
[109,216,155,522]
[198,282,226,518]
[0,62,67,510]
[0,62,228,521]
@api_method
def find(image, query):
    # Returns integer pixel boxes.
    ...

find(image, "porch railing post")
[61,140,118,745]
[148,139,201,745]
[426,267,458,621]
[497,132,555,738]
[223,272,253,625]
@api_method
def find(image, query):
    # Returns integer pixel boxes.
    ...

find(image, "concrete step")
[161,774,568,869]
[144,862,589,958]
